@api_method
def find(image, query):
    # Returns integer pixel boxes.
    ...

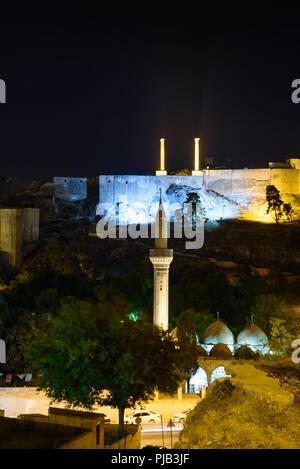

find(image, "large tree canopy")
[26,296,198,436]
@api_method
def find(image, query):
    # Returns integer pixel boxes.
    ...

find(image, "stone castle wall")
[53,177,87,201]
[98,168,300,222]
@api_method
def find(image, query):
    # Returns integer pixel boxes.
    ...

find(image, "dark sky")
[1,5,300,179]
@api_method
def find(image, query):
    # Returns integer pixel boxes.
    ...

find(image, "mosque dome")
[237,323,269,350]
[196,345,208,357]
[209,343,232,358]
[201,321,235,348]
[234,345,256,359]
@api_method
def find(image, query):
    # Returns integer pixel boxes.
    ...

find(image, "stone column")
[156,138,167,176]
[192,138,202,176]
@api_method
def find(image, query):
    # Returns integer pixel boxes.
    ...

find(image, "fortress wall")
[203,168,300,197]
[287,158,300,170]
[270,169,300,195]
[23,208,40,242]
[53,177,87,201]
[99,175,203,207]
[203,169,233,195]
[204,169,272,196]
[0,209,24,266]
[99,169,300,221]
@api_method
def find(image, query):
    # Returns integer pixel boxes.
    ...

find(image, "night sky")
[1,6,300,179]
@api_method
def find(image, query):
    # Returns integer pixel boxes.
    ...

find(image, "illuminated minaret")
[149,192,173,330]
[156,138,167,176]
[192,137,202,176]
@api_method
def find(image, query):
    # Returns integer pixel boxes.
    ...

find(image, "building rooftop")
[49,407,104,420]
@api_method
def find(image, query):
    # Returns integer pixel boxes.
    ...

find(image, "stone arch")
[186,366,208,393]
[210,366,231,384]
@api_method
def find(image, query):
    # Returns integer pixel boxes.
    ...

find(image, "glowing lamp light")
[192,137,202,176]
[156,138,167,176]
[194,138,200,171]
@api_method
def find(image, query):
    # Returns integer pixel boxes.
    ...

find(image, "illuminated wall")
[99,175,241,223]
[99,168,300,223]
[53,177,87,202]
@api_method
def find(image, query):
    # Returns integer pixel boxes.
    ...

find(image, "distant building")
[0,208,39,266]
[98,157,300,224]
[0,408,105,449]
[198,318,269,356]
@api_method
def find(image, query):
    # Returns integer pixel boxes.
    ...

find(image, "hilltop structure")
[53,138,300,223]
[98,157,300,224]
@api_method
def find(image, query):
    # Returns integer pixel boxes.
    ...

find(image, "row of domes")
[202,320,268,347]
[171,319,269,354]
[200,320,269,354]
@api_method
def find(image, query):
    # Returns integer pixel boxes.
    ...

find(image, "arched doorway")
[186,367,208,393]
[210,366,231,384]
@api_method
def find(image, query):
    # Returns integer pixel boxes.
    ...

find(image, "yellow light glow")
[194,137,200,171]
[241,204,274,223]
[160,138,165,171]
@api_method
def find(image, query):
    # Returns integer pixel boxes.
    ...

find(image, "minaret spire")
[156,190,167,249]
[149,193,173,330]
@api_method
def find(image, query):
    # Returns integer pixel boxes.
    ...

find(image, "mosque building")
[199,317,269,356]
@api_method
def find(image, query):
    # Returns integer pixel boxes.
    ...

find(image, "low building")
[48,407,105,449]
[0,408,106,449]
[0,208,39,266]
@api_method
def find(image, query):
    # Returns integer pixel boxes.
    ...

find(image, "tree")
[110,272,152,321]
[282,203,294,222]
[176,309,198,344]
[176,308,214,344]
[185,192,206,225]
[269,317,294,355]
[26,297,197,437]
[266,185,283,223]
[170,169,192,176]
[194,310,214,339]
[250,294,287,336]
